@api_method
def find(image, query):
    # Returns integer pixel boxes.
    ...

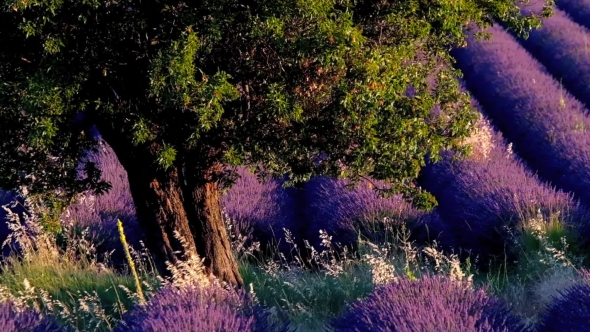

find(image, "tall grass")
[0,189,158,331]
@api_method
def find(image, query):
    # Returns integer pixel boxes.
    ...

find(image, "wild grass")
[0,190,159,331]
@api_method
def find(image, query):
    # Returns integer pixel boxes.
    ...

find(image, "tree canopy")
[0,0,553,207]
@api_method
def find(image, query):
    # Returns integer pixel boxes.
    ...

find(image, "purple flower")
[555,0,590,30]
[62,140,143,265]
[538,282,590,331]
[331,275,525,332]
[0,301,62,332]
[419,97,589,264]
[221,166,299,254]
[453,24,590,222]
[114,285,286,332]
[301,176,427,250]
[514,4,590,109]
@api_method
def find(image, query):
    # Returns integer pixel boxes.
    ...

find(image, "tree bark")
[181,166,244,287]
[94,123,198,277]
[92,122,241,286]
[124,166,197,276]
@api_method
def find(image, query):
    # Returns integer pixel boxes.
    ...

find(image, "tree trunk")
[94,123,198,277]
[181,167,244,287]
[93,122,241,286]
[124,166,197,276]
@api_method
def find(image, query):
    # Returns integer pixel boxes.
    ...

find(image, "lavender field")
[4,3,590,332]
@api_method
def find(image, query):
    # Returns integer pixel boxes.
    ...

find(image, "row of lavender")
[223,165,431,256]
[384,2,590,264]
[514,2,590,110]
[453,24,590,207]
[418,97,589,265]
[555,0,590,30]
[4,271,589,332]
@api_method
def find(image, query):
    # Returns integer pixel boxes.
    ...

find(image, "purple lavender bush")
[538,282,590,331]
[221,166,299,255]
[331,275,525,332]
[419,98,588,265]
[0,301,63,332]
[301,176,428,251]
[555,0,590,29]
[453,25,590,216]
[513,4,590,109]
[114,285,286,332]
[62,139,143,266]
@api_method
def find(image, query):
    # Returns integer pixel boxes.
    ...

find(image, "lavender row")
[538,271,590,331]
[555,0,590,30]
[0,301,62,332]
[115,285,281,332]
[514,4,590,109]
[221,167,432,254]
[300,176,430,250]
[62,140,143,265]
[332,275,524,332]
[452,24,590,209]
[419,98,589,263]
[221,166,299,254]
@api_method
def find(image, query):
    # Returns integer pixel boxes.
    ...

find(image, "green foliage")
[28,193,69,235]
[156,143,177,170]
[0,0,554,208]
[240,261,374,330]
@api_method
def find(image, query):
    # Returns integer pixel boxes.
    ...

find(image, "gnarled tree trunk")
[95,123,198,277]
[94,122,241,287]
[181,164,244,287]
[124,166,197,276]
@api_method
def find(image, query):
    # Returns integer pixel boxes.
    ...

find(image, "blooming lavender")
[301,176,426,250]
[0,301,63,332]
[419,98,589,264]
[453,24,590,215]
[331,275,525,332]
[221,166,298,254]
[513,4,590,109]
[555,0,590,29]
[538,282,590,331]
[114,285,280,332]
[62,139,142,266]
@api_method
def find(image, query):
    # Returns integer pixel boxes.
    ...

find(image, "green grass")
[0,249,159,332]
[240,259,374,331]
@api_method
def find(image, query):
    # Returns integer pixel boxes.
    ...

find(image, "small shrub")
[0,301,62,332]
[331,275,525,332]
[538,282,590,332]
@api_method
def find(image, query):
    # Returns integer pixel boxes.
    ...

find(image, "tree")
[0,0,552,287]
